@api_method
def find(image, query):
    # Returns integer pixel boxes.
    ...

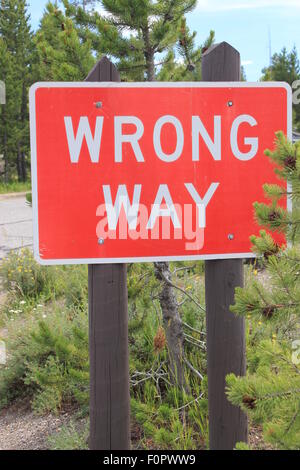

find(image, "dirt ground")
[0,399,272,450]
[0,402,72,450]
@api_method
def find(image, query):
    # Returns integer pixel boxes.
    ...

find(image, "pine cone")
[242,395,256,410]
[268,210,278,222]
[154,326,166,354]
[284,155,296,170]
[262,306,275,319]
[187,63,195,72]
[263,243,280,260]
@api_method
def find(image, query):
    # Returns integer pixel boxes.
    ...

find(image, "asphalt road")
[0,195,33,260]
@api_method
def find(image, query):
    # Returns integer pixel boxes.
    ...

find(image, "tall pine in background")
[62,0,214,81]
[226,132,300,449]
[262,46,300,130]
[34,1,94,81]
[0,37,14,181]
[0,0,34,182]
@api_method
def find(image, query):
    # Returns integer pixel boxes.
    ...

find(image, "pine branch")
[156,268,206,314]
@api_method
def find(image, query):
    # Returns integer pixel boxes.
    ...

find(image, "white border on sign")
[29,82,293,266]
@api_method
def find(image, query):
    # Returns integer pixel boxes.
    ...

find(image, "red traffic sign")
[30,82,291,265]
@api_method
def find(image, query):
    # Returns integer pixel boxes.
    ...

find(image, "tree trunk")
[17,144,22,182]
[155,262,188,392]
[146,51,155,82]
[21,151,26,182]
[142,26,155,82]
[20,82,27,182]
[3,127,9,183]
[143,25,187,391]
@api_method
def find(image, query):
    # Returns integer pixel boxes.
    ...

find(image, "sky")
[27,0,300,81]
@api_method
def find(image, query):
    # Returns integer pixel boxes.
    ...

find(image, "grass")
[0,181,31,194]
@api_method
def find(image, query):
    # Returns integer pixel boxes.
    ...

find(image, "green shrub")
[143,421,156,438]
[62,265,88,309]
[0,249,59,299]
[135,411,148,425]
[235,442,251,451]
[227,135,300,450]
[0,306,89,414]
[0,250,88,307]
[158,404,173,421]
[26,192,32,206]
[154,428,174,448]
[48,420,89,450]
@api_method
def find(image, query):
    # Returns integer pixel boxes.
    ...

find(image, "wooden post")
[86,57,130,450]
[202,42,248,450]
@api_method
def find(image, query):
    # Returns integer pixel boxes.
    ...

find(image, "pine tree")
[0,0,34,182]
[157,18,214,81]
[262,47,300,85]
[62,0,203,81]
[34,1,94,81]
[226,132,300,449]
[262,47,300,130]
[0,38,15,182]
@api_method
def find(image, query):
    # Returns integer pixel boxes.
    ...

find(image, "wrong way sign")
[29,82,291,265]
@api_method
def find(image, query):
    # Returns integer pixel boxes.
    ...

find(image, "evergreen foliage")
[34,1,94,81]
[262,46,300,130]
[0,0,34,182]
[62,0,213,81]
[262,47,300,85]
[227,133,300,450]
[0,306,89,414]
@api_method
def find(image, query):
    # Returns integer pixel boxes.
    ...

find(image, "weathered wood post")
[202,42,248,450]
[86,57,130,450]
